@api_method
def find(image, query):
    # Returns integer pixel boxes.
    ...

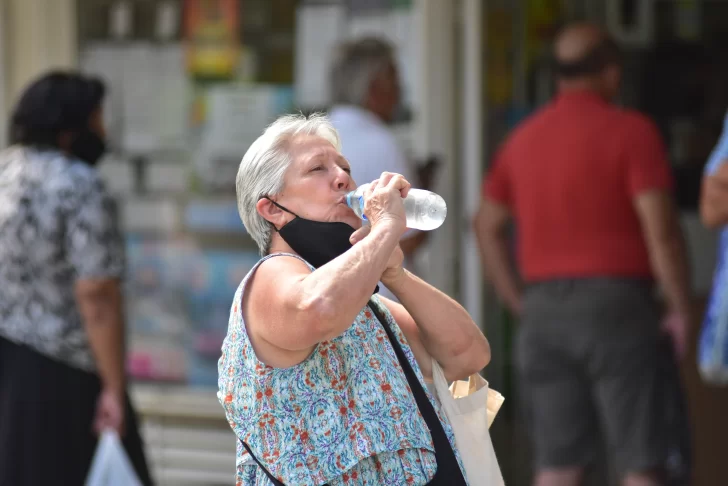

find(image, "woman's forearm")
[75,279,126,394]
[297,224,401,342]
[383,270,490,380]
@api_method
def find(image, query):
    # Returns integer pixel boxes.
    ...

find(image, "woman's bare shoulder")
[246,254,313,305]
[243,254,318,366]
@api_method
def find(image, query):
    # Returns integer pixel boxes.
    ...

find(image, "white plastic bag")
[432,359,505,486]
[85,429,142,486]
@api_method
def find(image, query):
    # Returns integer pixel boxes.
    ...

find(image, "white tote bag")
[432,359,505,486]
[85,429,143,486]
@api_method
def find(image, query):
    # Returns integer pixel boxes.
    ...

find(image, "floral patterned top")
[218,254,466,485]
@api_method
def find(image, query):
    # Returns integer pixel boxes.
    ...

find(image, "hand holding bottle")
[347,174,447,231]
[359,172,411,234]
[348,173,408,280]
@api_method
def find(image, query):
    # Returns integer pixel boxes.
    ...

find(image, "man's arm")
[625,115,693,358]
[633,190,693,316]
[473,198,522,314]
[700,161,728,228]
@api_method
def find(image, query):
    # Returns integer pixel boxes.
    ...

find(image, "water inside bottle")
[403,191,447,230]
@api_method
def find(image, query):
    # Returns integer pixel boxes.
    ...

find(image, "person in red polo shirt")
[474,23,693,486]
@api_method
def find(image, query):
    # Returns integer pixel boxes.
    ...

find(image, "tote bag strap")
[430,356,454,405]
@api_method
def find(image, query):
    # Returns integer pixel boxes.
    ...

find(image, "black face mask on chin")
[69,128,107,166]
[264,197,379,294]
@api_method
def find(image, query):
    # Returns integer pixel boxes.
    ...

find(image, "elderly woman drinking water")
[218,114,490,485]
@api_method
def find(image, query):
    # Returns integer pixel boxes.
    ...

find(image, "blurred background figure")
[328,37,435,300]
[474,23,692,486]
[697,109,728,385]
[700,110,728,229]
[0,72,152,486]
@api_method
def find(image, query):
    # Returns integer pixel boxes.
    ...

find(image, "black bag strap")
[367,301,467,485]
[240,439,332,486]
[367,301,444,426]
[240,440,285,486]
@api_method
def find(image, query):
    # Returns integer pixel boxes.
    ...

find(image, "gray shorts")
[517,278,691,480]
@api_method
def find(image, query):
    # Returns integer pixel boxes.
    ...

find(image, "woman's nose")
[333,167,351,190]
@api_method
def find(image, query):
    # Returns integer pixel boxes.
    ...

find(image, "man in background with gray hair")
[329,37,431,299]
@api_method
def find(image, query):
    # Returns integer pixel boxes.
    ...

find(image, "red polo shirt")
[483,91,674,282]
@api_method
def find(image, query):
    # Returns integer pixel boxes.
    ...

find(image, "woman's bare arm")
[380,273,490,382]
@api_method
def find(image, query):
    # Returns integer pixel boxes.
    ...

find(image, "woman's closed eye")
[309,165,351,175]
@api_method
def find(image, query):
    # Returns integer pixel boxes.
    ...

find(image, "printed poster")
[184,0,240,79]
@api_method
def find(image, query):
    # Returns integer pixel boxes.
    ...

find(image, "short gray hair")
[236,113,341,255]
[330,37,395,106]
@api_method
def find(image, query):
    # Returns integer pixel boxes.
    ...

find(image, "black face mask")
[265,198,379,294]
[70,128,107,166]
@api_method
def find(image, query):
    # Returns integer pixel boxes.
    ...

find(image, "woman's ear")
[256,197,288,229]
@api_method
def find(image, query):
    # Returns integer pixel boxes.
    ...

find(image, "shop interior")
[76,1,420,484]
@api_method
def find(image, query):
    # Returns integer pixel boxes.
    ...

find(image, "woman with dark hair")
[0,71,153,485]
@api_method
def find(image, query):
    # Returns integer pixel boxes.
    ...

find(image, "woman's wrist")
[371,218,406,240]
[382,267,409,290]
[368,223,404,255]
[101,373,126,396]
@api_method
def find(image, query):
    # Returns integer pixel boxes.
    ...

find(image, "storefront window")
[77,0,418,389]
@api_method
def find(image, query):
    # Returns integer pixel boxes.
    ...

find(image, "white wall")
[0,0,7,146]
[1,0,77,112]
[412,0,458,296]
[459,0,485,327]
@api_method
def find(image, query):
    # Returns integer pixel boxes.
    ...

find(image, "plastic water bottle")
[345,183,447,231]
